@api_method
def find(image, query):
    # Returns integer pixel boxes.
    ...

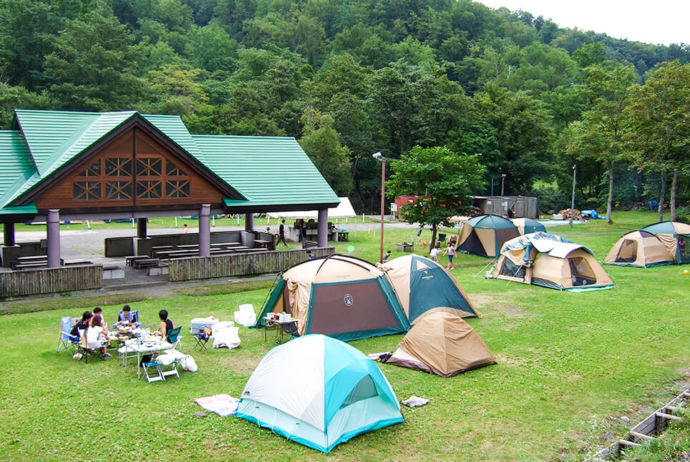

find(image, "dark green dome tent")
[380,255,478,323]
[457,215,519,257]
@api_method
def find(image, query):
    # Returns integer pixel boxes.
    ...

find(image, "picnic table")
[118,338,174,378]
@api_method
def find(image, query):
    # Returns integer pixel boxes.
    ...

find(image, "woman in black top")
[157,309,174,342]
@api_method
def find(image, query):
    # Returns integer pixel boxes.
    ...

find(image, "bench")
[254,239,273,249]
[14,262,48,270]
[133,258,161,269]
[63,260,93,266]
[337,231,349,241]
[126,256,150,267]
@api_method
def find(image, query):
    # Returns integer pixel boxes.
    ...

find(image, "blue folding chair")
[57,317,79,353]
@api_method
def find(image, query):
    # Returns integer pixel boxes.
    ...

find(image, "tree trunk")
[670,168,679,221]
[429,224,438,255]
[606,160,614,224]
[658,170,666,222]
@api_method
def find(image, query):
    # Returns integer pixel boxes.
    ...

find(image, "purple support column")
[47,209,61,268]
[317,208,328,247]
[245,213,254,232]
[4,223,15,246]
[199,204,211,257]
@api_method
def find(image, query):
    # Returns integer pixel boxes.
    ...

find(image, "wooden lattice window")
[105,158,132,177]
[166,179,190,198]
[105,181,132,200]
[76,161,100,177]
[136,157,162,177]
[73,181,101,200]
[166,161,186,177]
[136,180,161,199]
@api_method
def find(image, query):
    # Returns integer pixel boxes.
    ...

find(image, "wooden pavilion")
[0,109,338,294]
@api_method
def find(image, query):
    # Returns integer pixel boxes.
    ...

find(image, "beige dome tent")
[382,309,495,377]
[490,232,614,291]
[256,255,410,341]
[604,230,675,267]
[457,215,519,257]
[380,255,478,323]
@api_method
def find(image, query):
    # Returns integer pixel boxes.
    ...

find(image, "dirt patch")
[471,293,527,319]
[494,353,529,368]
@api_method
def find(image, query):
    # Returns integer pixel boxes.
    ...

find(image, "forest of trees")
[0,0,688,217]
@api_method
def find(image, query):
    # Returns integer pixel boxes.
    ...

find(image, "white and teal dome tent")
[236,335,404,453]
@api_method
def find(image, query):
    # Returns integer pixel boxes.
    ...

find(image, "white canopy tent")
[267,197,356,219]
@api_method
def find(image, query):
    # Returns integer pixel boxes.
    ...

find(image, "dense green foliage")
[0,0,688,212]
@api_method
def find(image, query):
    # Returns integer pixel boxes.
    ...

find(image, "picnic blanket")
[194,394,240,417]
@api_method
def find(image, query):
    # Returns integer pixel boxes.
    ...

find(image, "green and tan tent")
[604,230,675,267]
[457,215,519,257]
[382,308,495,377]
[640,221,690,264]
[256,255,410,341]
[380,255,478,323]
[490,232,614,291]
[511,217,546,235]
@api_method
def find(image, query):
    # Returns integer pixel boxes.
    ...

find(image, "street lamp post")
[500,173,507,196]
[570,164,577,227]
[373,152,385,263]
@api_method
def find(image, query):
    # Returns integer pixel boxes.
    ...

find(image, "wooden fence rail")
[168,247,335,281]
[0,265,102,298]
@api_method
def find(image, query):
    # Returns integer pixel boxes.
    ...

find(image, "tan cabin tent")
[640,221,690,264]
[604,230,675,267]
[382,308,495,377]
[379,255,478,323]
[490,232,614,291]
[256,255,410,341]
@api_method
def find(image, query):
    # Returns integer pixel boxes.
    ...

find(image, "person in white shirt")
[86,314,110,357]
[430,244,440,262]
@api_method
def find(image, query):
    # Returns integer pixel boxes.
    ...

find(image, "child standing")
[443,242,456,270]
[430,244,440,262]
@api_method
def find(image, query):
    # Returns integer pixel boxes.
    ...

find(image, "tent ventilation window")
[500,259,526,278]
[568,257,596,286]
[341,375,378,408]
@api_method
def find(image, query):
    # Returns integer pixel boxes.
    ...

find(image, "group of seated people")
[70,305,175,358]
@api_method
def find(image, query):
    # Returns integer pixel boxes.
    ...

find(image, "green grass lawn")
[0,211,688,461]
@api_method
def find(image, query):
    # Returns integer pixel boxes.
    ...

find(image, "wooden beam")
[629,431,654,441]
[655,411,682,421]
[618,440,640,448]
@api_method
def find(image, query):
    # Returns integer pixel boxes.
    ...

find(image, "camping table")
[118,339,174,378]
[263,316,298,344]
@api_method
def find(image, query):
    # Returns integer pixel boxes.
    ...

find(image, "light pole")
[500,173,507,196]
[570,164,577,227]
[373,152,385,263]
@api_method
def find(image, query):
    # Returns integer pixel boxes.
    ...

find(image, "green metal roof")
[194,135,338,208]
[0,109,337,216]
[0,203,37,215]
[0,131,39,208]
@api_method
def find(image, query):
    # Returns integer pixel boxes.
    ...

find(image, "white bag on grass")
[180,355,198,372]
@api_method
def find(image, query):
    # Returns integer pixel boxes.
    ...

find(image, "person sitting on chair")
[117,305,138,327]
[155,309,174,342]
[91,307,109,338]
[86,314,110,357]
[70,311,93,340]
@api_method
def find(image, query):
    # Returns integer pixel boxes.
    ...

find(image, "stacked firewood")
[558,208,582,220]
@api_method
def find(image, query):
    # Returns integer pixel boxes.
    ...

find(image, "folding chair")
[193,327,211,351]
[76,329,102,364]
[57,317,79,353]
[166,326,182,351]
[437,233,446,243]
[141,358,165,382]
[112,310,141,329]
